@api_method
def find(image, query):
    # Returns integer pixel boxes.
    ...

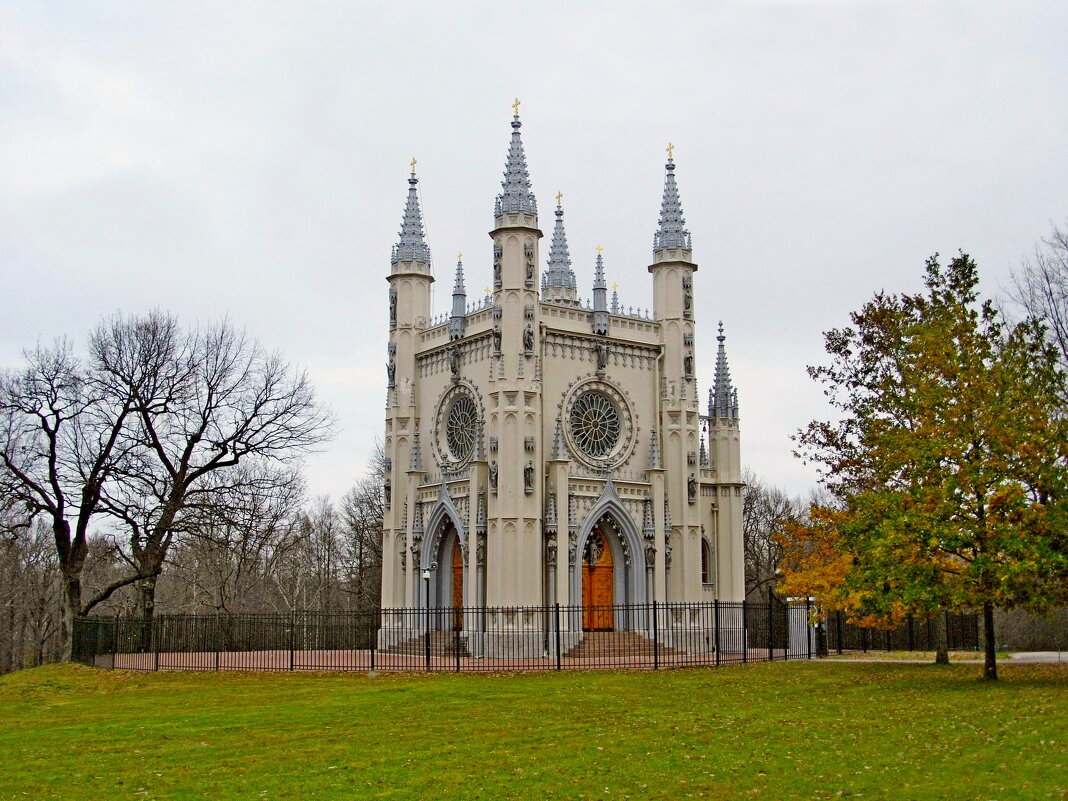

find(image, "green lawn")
[1,662,1065,800]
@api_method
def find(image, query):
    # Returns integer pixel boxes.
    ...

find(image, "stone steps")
[564,630,684,659]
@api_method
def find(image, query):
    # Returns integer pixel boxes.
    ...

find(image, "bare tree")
[1009,221,1068,373]
[742,469,804,603]
[0,341,143,656]
[91,312,335,624]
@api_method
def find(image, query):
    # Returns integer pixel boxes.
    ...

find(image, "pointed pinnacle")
[392,168,432,264]
[653,151,692,254]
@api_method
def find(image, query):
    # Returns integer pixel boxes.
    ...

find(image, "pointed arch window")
[701,540,713,586]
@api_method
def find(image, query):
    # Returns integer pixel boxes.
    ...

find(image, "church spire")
[449,254,467,340]
[542,192,577,300]
[710,321,739,419]
[592,247,609,335]
[494,100,538,217]
[652,144,692,255]
[392,160,432,265]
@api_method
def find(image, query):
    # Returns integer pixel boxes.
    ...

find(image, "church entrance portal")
[582,528,614,631]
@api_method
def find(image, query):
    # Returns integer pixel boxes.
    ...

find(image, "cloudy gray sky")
[2,1,1066,501]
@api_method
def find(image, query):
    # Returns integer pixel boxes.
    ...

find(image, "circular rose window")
[569,390,621,458]
[445,395,478,462]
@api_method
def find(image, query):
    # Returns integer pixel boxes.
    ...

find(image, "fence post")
[908,614,915,652]
[652,600,659,670]
[862,626,868,653]
[153,617,159,671]
[763,597,770,662]
[289,613,295,671]
[554,603,562,671]
[455,625,461,673]
[111,615,119,669]
[370,611,376,672]
[805,599,812,660]
[425,613,431,672]
[835,611,843,655]
[713,599,720,667]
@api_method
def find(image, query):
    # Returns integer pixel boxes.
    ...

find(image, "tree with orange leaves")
[784,253,1068,680]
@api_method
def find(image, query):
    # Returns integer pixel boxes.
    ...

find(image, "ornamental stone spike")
[450,255,467,340]
[652,147,692,254]
[592,248,609,335]
[649,427,662,470]
[392,164,432,264]
[494,105,538,217]
[542,194,577,299]
[712,321,738,418]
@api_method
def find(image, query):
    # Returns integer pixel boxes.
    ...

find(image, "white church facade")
[380,108,744,652]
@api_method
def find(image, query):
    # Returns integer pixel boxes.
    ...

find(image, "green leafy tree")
[785,253,1068,679]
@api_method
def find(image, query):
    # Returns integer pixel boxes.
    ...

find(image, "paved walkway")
[825,651,1067,664]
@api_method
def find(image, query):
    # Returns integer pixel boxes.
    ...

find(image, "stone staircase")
[380,630,470,657]
[564,630,685,659]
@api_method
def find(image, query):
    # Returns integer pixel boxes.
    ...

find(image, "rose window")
[445,395,478,462]
[569,391,621,458]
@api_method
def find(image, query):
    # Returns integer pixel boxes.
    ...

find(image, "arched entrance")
[582,528,614,631]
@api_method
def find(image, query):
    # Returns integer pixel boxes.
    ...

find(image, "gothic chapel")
[381,107,743,653]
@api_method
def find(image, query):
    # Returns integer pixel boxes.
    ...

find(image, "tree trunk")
[932,610,949,664]
[138,575,158,653]
[982,602,998,681]
[60,572,82,662]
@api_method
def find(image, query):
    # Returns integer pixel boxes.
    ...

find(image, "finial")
[718,320,725,340]
[555,190,563,206]
[612,282,618,291]
[512,97,521,116]
[484,286,491,295]
[410,157,417,174]
[595,245,604,255]
[666,142,674,161]
[457,252,463,262]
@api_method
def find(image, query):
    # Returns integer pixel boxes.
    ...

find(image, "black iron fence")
[826,610,980,653]
[73,599,816,673]
[72,602,980,674]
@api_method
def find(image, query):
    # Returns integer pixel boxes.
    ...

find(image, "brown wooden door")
[451,538,463,631]
[582,530,614,631]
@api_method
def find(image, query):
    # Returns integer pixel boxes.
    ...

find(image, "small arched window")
[701,540,713,586]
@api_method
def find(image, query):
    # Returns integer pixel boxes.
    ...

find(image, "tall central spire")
[653,147,692,255]
[494,102,538,217]
[542,194,577,301]
[392,165,432,264]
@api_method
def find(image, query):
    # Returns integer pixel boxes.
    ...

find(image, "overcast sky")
[2,1,1066,502]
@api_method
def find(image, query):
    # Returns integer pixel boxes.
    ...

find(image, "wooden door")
[582,530,614,631]
[451,538,463,631]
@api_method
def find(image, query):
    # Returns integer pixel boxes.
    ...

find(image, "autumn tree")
[783,253,1068,680]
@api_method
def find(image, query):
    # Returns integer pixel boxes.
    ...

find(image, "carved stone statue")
[493,244,502,285]
[449,344,460,378]
[524,242,535,282]
[489,461,498,494]
[524,460,534,494]
[523,323,534,352]
[389,289,397,326]
[687,472,697,503]
[595,342,609,371]
[684,353,693,376]
[492,324,502,354]
[386,356,395,387]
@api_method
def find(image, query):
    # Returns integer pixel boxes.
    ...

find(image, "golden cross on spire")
[595,245,604,255]
[612,283,618,291]
[484,287,491,295]
[666,142,674,160]
[457,252,463,262]
[555,190,563,206]
[410,156,417,173]
[512,97,521,115]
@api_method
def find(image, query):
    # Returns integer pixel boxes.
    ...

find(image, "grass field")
[1,662,1065,800]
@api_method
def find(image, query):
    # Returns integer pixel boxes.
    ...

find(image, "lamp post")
[422,569,431,669]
